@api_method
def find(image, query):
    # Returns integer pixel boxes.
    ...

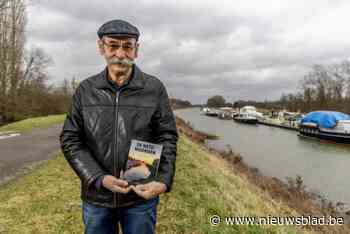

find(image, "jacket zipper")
[114,90,120,207]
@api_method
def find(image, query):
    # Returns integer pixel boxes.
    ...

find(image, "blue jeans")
[82,197,159,234]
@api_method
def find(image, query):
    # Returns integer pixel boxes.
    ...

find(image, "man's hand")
[131,181,167,200]
[102,175,131,194]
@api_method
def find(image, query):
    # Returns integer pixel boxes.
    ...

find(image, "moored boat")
[234,113,258,124]
[240,106,264,119]
[200,107,218,117]
[233,105,261,124]
[298,111,350,144]
[218,107,237,119]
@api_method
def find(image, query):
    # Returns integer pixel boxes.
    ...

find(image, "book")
[121,139,163,185]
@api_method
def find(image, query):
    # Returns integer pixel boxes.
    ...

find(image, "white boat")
[239,106,264,119]
[218,107,236,119]
[234,112,258,124]
[234,106,263,124]
[200,107,218,116]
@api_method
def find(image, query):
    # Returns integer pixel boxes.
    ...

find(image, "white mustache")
[108,58,134,66]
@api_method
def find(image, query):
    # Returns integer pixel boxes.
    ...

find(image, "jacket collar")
[95,64,145,90]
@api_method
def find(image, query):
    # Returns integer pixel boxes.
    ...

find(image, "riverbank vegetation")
[170,98,192,109]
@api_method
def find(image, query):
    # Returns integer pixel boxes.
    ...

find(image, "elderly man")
[60,19,178,234]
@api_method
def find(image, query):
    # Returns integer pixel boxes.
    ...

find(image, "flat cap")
[97,19,140,40]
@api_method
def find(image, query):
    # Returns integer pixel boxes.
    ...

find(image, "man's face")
[98,36,138,76]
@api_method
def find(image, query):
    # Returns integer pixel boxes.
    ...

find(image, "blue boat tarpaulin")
[301,111,350,129]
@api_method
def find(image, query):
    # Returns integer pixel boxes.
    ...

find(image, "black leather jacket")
[60,65,178,208]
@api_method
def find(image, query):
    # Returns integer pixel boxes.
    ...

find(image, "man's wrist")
[159,183,167,193]
[153,181,167,193]
[154,176,170,192]
[95,175,106,189]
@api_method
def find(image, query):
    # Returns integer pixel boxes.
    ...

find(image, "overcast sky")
[26,0,350,104]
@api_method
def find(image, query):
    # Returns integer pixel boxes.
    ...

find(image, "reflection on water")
[175,108,350,205]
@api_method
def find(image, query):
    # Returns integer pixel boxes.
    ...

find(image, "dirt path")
[0,124,63,185]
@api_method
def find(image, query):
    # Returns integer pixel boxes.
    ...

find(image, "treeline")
[234,61,350,114]
[277,61,350,113]
[170,98,192,109]
[0,0,73,125]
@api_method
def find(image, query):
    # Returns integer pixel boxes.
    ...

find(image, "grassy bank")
[0,114,66,133]
[0,134,307,234]
[177,116,350,233]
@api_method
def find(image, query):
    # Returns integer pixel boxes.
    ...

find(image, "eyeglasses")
[101,39,137,53]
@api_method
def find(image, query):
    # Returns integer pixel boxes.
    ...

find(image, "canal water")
[175,108,350,206]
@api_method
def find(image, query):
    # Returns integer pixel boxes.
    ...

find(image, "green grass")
[0,134,308,234]
[0,114,66,133]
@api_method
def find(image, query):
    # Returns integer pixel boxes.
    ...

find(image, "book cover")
[121,139,163,185]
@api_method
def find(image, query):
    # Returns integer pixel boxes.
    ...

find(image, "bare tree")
[0,0,9,12]
[0,0,26,121]
[0,0,75,125]
[278,60,350,114]
[23,47,53,81]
